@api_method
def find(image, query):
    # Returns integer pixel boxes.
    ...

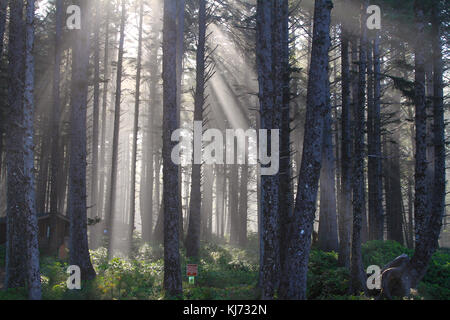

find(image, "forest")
[0,0,448,301]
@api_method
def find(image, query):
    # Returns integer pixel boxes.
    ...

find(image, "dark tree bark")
[370,33,384,241]
[284,0,333,300]
[162,0,182,298]
[23,0,41,299]
[5,0,28,289]
[277,0,293,298]
[338,14,352,268]
[350,0,369,295]
[5,0,41,299]
[318,80,339,253]
[0,0,8,178]
[256,0,279,300]
[67,0,96,281]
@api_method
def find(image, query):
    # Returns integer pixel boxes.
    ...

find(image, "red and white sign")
[187,264,198,277]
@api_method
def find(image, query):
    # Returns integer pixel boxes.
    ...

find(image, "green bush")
[307,250,349,299]
[361,240,449,300]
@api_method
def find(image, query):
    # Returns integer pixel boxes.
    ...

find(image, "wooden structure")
[0,213,69,254]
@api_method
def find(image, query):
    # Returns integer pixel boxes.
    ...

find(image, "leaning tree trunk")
[284,0,333,300]
[67,0,96,282]
[162,0,182,298]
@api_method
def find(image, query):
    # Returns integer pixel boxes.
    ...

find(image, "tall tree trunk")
[23,0,41,299]
[350,0,368,295]
[162,0,182,297]
[96,0,111,239]
[105,0,126,259]
[284,0,333,300]
[338,13,352,268]
[128,0,144,255]
[176,0,186,242]
[185,0,206,258]
[277,0,293,298]
[90,0,101,222]
[0,0,8,182]
[371,33,384,240]
[48,0,63,255]
[5,0,28,289]
[257,0,279,299]
[318,80,338,252]
[67,0,96,281]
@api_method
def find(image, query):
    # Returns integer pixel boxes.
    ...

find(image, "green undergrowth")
[0,239,448,300]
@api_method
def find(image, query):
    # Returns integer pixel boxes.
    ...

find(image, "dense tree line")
[0,0,448,300]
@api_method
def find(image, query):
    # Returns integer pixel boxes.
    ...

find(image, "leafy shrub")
[307,250,349,299]
[362,240,449,300]
[362,240,413,268]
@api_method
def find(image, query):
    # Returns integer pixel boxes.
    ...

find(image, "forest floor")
[0,237,448,300]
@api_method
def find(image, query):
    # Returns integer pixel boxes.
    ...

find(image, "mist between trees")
[0,0,448,301]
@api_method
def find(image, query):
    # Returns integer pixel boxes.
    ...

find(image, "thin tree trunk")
[90,0,101,223]
[0,0,8,179]
[128,0,144,255]
[338,16,352,268]
[185,0,206,258]
[372,33,384,240]
[105,0,126,259]
[238,164,248,247]
[48,0,63,255]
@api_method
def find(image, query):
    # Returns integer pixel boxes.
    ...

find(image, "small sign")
[189,276,195,284]
[187,264,198,277]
